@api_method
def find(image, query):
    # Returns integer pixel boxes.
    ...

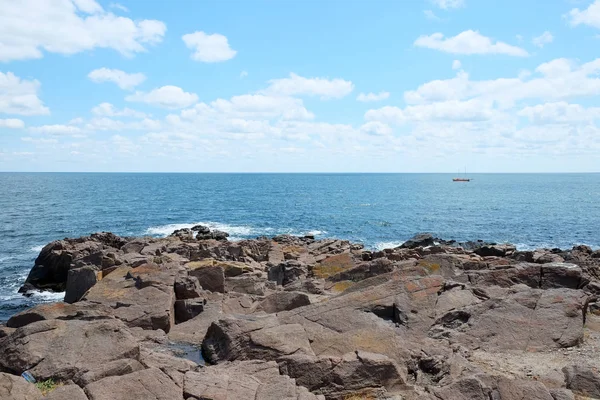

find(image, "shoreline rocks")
[2,230,600,399]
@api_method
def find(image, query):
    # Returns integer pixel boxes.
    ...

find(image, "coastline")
[1,227,600,398]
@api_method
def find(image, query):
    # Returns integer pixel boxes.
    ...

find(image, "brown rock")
[84,368,182,400]
[42,385,88,400]
[0,372,42,400]
[0,319,139,381]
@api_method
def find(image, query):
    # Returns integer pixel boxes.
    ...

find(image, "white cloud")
[431,0,465,9]
[452,59,462,70]
[185,94,314,121]
[182,31,237,62]
[567,0,600,29]
[403,58,600,108]
[92,102,147,118]
[365,99,498,125]
[88,68,146,90]
[0,0,166,62]
[264,73,354,99]
[0,72,49,115]
[30,124,84,135]
[424,10,441,20]
[532,31,554,48]
[0,118,24,128]
[240,71,248,78]
[125,86,199,109]
[357,92,390,102]
[414,30,529,56]
[109,2,128,12]
[360,121,393,136]
[518,102,600,124]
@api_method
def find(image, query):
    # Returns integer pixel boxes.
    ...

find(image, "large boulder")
[256,291,310,313]
[202,315,314,363]
[183,360,324,400]
[20,233,127,293]
[84,368,182,400]
[65,265,98,303]
[82,264,176,332]
[563,364,600,399]
[0,319,139,381]
[278,351,406,399]
[185,261,225,293]
[0,372,42,400]
[400,234,435,249]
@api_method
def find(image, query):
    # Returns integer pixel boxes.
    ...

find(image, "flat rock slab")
[0,372,42,400]
[6,301,114,329]
[183,360,324,400]
[0,319,140,381]
[84,368,182,400]
[43,385,88,400]
[431,287,587,351]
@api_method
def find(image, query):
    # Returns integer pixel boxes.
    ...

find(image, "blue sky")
[1,0,600,172]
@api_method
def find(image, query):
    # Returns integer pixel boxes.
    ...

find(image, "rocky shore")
[2,227,600,399]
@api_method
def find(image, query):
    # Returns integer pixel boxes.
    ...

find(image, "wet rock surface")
[1,230,599,399]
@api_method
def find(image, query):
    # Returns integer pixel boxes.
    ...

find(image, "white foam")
[373,241,405,251]
[305,230,327,236]
[145,221,262,239]
[30,245,44,253]
[29,291,65,302]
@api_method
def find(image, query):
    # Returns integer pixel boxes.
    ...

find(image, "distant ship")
[453,168,471,182]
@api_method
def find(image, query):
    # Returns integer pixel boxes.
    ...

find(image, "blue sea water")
[1,172,599,321]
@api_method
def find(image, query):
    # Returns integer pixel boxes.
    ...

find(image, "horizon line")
[1,171,599,174]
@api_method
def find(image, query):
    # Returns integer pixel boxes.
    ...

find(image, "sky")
[1,0,600,172]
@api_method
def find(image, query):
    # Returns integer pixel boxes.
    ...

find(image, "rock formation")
[1,227,599,399]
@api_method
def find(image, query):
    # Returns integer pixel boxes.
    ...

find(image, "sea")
[1,172,599,321]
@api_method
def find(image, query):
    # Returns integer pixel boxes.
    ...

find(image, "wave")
[30,245,44,253]
[305,230,327,236]
[373,241,405,251]
[144,222,327,241]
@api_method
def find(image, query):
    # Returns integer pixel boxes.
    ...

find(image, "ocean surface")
[1,172,599,321]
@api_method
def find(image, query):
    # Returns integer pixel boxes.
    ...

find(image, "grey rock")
[563,364,600,399]
[65,266,98,303]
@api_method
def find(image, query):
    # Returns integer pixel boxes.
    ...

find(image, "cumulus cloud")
[357,92,390,102]
[532,31,554,48]
[452,60,462,70]
[0,72,50,115]
[125,86,199,109]
[264,73,354,99]
[0,0,166,62]
[88,68,146,90]
[567,0,600,29]
[30,124,84,135]
[182,31,237,62]
[518,102,600,124]
[414,30,529,56]
[91,102,147,118]
[0,118,25,128]
[403,58,600,108]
